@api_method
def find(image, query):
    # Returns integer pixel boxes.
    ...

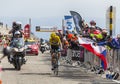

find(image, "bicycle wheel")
[54,67,58,75]
[53,53,59,76]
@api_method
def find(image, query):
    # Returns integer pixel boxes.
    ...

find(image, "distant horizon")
[0,16,120,39]
[1,0,120,38]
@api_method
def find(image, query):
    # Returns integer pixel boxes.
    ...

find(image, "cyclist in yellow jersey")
[49,32,62,70]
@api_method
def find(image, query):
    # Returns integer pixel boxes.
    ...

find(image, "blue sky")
[0,0,120,39]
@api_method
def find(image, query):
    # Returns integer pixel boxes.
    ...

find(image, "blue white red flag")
[78,37,107,70]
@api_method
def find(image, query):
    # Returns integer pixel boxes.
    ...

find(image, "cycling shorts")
[51,45,59,50]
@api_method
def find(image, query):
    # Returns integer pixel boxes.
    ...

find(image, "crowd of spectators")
[55,20,120,56]
[0,32,11,48]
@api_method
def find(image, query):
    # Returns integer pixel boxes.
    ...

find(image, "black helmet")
[13,21,22,30]
[12,21,17,29]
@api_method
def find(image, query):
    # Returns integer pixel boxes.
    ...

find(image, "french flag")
[78,37,107,70]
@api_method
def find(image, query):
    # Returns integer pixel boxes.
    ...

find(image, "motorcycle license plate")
[26,49,31,52]
[42,48,45,50]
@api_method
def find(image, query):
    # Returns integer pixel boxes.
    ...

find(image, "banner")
[24,24,30,39]
[72,48,84,62]
[64,16,74,32]
[70,11,83,34]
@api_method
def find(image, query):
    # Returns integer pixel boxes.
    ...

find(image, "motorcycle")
[8,38,26,70]
[40,43,46,54]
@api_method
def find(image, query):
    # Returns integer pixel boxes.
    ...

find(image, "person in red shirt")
[66,30,74,42]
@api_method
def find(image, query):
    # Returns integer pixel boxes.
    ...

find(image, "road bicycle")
[52,49,59,76]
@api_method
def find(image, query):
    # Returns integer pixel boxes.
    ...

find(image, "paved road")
[0,51,117,84]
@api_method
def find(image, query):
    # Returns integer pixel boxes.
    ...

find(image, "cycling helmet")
[55,36,59,40]
[50,32,56,38]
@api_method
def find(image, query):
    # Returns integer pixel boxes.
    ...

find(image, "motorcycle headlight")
[19,47,24,52]
[13,48,19,52]
[25,46,28,49]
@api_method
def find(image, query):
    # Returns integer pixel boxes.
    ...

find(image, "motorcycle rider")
[0,21,24,62]
[11,31,24,47]
[8,31,26,63]
[40,39,46,53]
[9,21,24,40]
[9,31,26,63]
[0,31,25,63]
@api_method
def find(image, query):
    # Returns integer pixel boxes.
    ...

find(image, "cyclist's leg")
[56,46,60,59]
[51,45,55,70]
[55,46,60,65]
[51,45,55,62]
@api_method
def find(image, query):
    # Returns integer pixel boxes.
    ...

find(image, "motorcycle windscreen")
[13,38,24,48]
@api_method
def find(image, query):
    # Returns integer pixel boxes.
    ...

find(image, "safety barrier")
[64,48,120,70]
[61,47,120,80]
[106,49,120,72]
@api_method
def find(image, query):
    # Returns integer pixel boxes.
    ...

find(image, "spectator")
[66,30,74,42]
[101,29,108,41]
[97,36,120,49]
[89,20,102,31]
[82,24,90,38]
[90,20,96,28]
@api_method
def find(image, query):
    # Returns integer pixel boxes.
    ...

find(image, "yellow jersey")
[49,36,61,46]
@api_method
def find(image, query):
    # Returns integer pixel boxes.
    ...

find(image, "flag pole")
[62,19,65,34]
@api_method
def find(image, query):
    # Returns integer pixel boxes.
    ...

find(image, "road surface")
[0,51,117,84]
